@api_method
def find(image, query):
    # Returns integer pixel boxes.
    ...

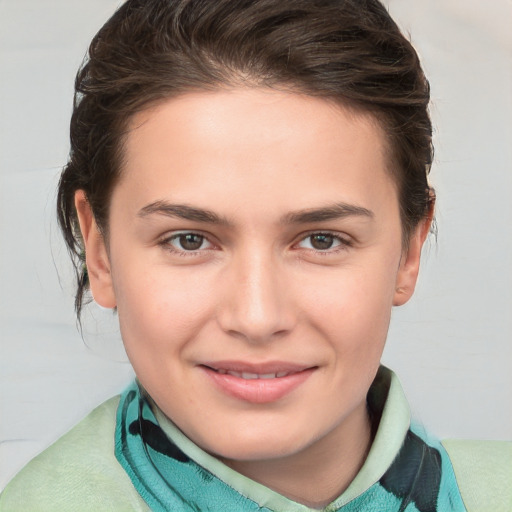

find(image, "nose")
[217,250,296,344]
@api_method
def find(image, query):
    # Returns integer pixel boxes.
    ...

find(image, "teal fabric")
[116,386,271,512]
[115,369,468,511]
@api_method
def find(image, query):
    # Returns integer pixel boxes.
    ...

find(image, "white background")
[1,0,511,489]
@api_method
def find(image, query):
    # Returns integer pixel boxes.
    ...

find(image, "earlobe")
[393,193,435,307]
[75,190,116,308]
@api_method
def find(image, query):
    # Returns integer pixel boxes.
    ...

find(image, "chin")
[203,426,316,463]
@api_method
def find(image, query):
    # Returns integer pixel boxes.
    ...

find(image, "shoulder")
[442,439,512,512]
[0,396,149,512]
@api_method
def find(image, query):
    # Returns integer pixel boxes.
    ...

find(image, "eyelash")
[157,231,353,257]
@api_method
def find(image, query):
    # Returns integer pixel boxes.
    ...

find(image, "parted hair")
[57,0,433,316]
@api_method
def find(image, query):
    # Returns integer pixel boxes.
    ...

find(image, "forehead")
[116,88,396,220]
[126,88,388,161]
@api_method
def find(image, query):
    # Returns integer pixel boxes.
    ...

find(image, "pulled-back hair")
[57,0,433,316]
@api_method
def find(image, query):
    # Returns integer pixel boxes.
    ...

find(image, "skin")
[76,88,431,507]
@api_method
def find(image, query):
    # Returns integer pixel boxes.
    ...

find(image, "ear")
[75,190,116,308]
[393,194,435,306]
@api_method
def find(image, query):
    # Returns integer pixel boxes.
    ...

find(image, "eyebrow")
[282,203,374,224]
[137,201,231,225]
[137,200,373,226]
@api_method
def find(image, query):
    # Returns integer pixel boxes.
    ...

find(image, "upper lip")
[200,360,315,376]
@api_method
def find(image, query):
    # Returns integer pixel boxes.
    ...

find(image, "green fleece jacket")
[1,368,510,511]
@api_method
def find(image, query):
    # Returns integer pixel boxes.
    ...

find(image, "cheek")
[297,261,398,350]
[112,260,217,352]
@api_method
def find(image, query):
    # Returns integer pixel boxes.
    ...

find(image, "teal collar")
[115,367,467,511]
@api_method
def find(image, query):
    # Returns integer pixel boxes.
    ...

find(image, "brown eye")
[309,234,335,250]
[178,233,205,250]
[165,232,211,252]
[296,233,346,252]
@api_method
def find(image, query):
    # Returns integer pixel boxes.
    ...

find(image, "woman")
[1,1,510,510]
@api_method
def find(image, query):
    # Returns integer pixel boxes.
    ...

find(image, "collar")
[150,366,410,511]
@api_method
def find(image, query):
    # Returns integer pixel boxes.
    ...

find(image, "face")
[77,88,428,465]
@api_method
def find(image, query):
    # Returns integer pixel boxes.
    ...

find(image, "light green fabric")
[331,368,411,507]
[0,397,149,512]
[1,374,510,511]
[442,439,512,512]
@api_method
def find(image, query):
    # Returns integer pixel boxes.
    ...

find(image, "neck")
[222,402,373,508]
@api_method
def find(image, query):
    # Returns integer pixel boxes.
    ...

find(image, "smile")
[200,362,316,403]
[214,370,294,379]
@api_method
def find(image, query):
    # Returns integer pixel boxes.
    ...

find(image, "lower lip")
[201,367,315,404]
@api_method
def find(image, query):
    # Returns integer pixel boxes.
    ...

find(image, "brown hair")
[57,0,433,316]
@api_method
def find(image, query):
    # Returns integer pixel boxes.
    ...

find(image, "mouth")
[210,369,298,379]
[200,361,316,403]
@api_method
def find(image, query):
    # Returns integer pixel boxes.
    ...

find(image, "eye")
[296,232,349,251]
[164,232,213,252]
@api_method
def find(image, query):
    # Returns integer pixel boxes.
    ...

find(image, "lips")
[200,361,316,403]
[214,369,296,379]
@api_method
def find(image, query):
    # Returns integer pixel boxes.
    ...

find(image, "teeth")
[241,372,259,380]
[218,370,291,379]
